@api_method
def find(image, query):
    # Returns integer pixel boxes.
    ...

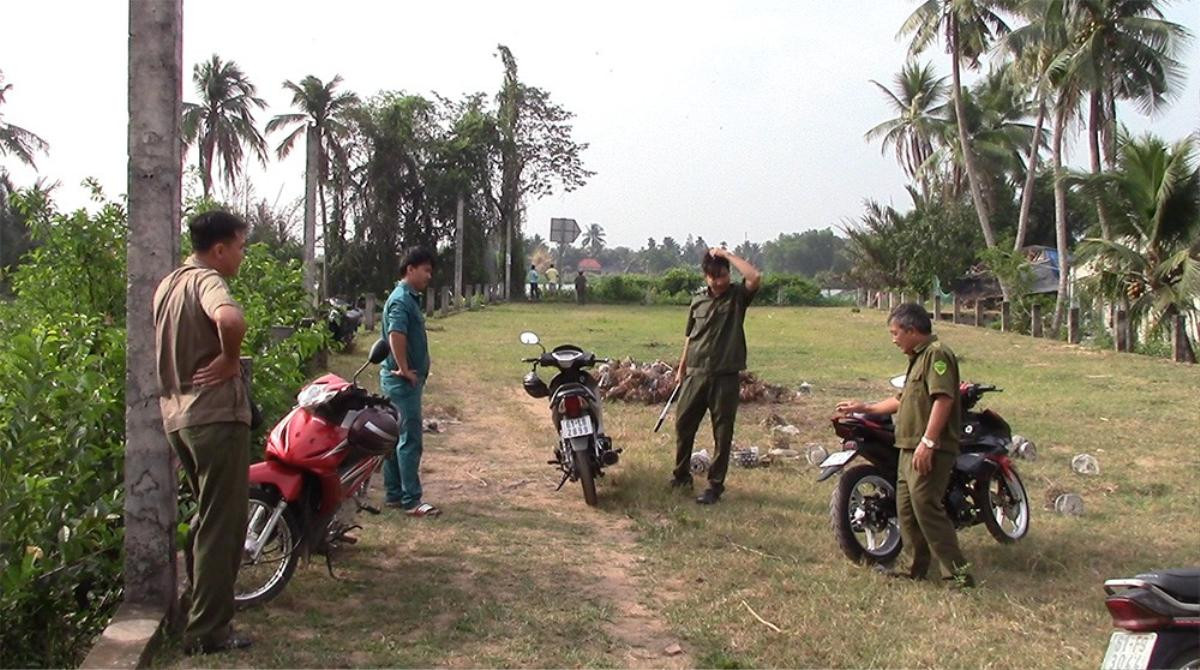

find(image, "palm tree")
[843,200,905,291]
[182,55,268,198]
[266,75,359,243]
[1076,133,1200,362]
[1064,0,1191,239]
[901,0,1012,250]
[1003,0,1071,251]
[865,61,947,191]
[0,71,48,169]
[581,223,606,256]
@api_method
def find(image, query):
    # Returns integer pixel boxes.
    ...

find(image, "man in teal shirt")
[527,264,540,301]
[381,247,439,516]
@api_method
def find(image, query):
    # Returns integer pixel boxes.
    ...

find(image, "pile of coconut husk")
[597,359,799,404]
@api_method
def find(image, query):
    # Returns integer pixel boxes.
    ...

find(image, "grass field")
[159,303,1199,669]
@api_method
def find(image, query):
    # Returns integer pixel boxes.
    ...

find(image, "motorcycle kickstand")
[323,552,339,580]
[356,499,381,515]
[555,471,570,491]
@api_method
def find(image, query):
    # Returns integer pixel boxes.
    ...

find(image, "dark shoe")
[384,499,405,508]
[185,632,253,655]
[669,476,693,491]
[695,487,722,505]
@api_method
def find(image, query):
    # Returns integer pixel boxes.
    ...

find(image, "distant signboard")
[550,217,580,244]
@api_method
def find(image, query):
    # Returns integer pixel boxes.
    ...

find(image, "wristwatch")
[919,436,936,450]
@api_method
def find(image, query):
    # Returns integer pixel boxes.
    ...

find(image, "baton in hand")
[653,382,682,433]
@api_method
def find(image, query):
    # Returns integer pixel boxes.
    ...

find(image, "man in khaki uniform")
[836,303,973,587]
[153,210,253,653]
[671,247,761,504]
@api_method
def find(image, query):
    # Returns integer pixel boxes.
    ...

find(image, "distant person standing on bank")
[545,263,560,292]
[670,247,761,505]
[153,210,253,655]
[575,270,588,305]
[527,264,540,301]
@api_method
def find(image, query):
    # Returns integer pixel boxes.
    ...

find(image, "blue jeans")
[381,381,424,508]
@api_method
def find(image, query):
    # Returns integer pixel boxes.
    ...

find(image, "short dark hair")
[701,251,730,277]
[400,246,436,273]
[189,210,248,252]
[889,302,932,334]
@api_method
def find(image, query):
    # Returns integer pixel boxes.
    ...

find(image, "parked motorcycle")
[234,338,399,607]
[1101,568,1200,669]
[327,298,364,350]
[518,331,619,506]
[818,376,1033,565]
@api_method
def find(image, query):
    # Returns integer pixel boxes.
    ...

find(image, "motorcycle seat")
[1136,568,1200,604]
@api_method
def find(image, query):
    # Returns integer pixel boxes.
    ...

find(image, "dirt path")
[414,381,692,668]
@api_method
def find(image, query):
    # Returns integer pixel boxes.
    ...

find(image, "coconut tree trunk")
[124,0,182,611]
[303,124,318,306]
[949,17,997,250]
[199,132,215,199]
[1050,101,1071,336]
[1014,95,1048,252]
[1089,91,1113,241]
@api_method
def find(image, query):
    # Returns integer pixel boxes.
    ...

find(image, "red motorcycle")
[234,339,399,607]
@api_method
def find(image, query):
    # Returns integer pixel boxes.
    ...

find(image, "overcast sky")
[2,1,1198,249]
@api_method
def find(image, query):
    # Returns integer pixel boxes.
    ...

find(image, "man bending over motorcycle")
[836,303,974,587]
[670,247,761,505]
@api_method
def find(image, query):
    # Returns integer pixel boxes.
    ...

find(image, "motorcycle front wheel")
[831,464,902,564]
[235,488,301,608]
[975,467,1030,543]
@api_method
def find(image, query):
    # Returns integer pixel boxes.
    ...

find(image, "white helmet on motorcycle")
[349,407,401,455]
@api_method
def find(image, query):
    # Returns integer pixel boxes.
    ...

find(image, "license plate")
[560,416,594,439]
[1101,632,1157,670]
[820,449,856,468]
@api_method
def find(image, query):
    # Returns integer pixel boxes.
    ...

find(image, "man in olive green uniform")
[671,247,761,504]
[836,303,973,586]
[153,211,253,654]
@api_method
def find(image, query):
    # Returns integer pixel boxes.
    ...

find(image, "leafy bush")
[0,191,129,668]
[0,188,325,667]
[579,272,828,306]
[590,274,654,303]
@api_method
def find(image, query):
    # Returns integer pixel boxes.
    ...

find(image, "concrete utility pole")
[124,0,182,609]
[504,216,512,300]
[454,194,464,300]
[303,125,319,306]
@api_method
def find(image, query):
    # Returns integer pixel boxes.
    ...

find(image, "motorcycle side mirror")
[368,338,391,365]
[889,374,906,389]
[519,331,540,346]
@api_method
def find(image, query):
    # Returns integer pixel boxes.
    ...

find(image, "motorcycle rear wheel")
[976,467,1030,543]
[575,450,598,507]
[831,464,902,564]
[235,488,301,608]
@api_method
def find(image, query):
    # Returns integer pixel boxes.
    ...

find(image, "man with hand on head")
[670,247,761,505]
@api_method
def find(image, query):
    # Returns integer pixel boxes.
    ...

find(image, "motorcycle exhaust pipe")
[601,451,620,466]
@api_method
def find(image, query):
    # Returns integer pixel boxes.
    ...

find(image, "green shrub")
[0,188,325,667]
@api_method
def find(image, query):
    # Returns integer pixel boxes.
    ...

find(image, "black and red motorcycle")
[518,331,619,506]
[1100,568,1200,669]
[817,378,1033,565]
